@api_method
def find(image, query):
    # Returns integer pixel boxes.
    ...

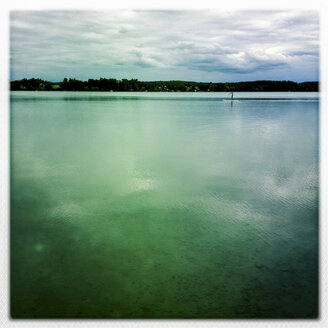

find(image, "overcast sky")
[10,10,319,82]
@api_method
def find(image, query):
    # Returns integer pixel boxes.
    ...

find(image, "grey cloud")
[288,50,319,57]
[10,10,319,82]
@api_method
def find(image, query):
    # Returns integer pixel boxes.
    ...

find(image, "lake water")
[10,91,319,318]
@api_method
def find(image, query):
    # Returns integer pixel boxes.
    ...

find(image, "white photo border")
[1,1,327,327]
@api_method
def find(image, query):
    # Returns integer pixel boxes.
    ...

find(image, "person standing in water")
[230,92,234,108]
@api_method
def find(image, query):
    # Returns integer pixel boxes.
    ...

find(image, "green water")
[10,92,319,318]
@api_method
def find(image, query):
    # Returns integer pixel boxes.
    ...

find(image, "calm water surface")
[10,92,319,318]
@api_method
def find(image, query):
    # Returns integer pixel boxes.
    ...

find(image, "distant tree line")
[10,78,319,92]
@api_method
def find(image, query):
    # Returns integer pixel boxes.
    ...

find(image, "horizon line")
[10,78,319,84]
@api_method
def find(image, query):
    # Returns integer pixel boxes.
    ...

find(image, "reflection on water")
[10,92,318,318]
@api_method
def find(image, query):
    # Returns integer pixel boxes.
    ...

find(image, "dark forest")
[11,78,319,92]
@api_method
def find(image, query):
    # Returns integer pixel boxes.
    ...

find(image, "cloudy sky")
[10,10,319,82]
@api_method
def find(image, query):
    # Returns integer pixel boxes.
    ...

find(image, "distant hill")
[10,78,319,92]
